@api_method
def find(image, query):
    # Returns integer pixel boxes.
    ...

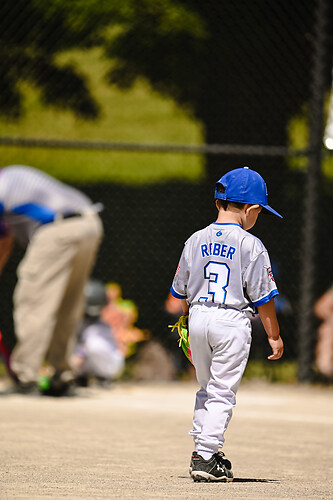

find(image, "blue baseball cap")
[215,166,282,218]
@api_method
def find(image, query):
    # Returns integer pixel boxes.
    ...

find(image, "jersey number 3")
[200,261,230,304]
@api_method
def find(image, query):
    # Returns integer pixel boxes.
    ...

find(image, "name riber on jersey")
[200,242,236,260]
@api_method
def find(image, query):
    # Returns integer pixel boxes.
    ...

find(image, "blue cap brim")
[262,205,283,218]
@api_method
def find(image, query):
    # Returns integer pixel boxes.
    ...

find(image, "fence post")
[297,0,328,382]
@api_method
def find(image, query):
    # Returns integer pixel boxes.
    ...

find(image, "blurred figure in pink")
[314,284,333,379]
[101,282,149,358]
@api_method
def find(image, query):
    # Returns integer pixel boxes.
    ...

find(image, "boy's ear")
[245,203,260,214]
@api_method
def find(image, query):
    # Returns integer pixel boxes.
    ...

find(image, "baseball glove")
[168,315,193,364]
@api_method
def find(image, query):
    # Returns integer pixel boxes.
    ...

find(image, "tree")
[0,0,102,119]
[102,0,332,184]
[1,0,332,188]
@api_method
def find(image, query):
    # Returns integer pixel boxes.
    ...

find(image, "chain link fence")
[0,0,332,380]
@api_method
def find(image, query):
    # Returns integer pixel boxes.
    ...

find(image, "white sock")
[198,451,213,461]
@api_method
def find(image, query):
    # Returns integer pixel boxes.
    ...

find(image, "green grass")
[1,47,331,184]
[0,147,204,184]
[0,48,204,184]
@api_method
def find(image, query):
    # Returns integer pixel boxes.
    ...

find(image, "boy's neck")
[216,208,243,227]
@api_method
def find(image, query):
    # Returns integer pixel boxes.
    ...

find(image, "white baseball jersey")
[0,165,94,246]
[171,222,278,315]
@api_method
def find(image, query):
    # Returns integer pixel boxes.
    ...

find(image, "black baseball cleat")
[1,381,40,396]
[41,371,77,397]
[191,452,234,482]
[216,450,233,471]
[189,451,199,475]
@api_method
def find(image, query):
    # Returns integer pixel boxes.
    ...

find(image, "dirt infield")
[0,379,332,499]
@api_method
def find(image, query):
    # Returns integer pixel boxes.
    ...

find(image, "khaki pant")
[11,213,103,384]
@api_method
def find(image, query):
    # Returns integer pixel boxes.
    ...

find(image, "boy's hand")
[267,335,284,360]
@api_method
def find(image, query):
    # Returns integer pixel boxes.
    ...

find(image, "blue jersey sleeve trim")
[12,203,56,224]
[252,289,279,307]
[170,285,187,300]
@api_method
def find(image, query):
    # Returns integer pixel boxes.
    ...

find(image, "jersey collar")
[212,222,242,228]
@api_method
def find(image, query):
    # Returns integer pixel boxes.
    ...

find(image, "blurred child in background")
[102,282,149,358]
[71,280,125,387]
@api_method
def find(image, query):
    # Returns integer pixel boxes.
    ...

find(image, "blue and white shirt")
[0,165,93,246]
[171,222,278,315]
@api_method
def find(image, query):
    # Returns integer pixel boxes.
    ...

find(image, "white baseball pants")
[188,304,252,457]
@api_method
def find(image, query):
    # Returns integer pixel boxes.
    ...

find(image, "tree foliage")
[0,0,103,119]
[1,0,332,175]
[102,0,333,184]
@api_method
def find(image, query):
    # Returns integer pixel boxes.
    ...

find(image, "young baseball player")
[170,167,284,482]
